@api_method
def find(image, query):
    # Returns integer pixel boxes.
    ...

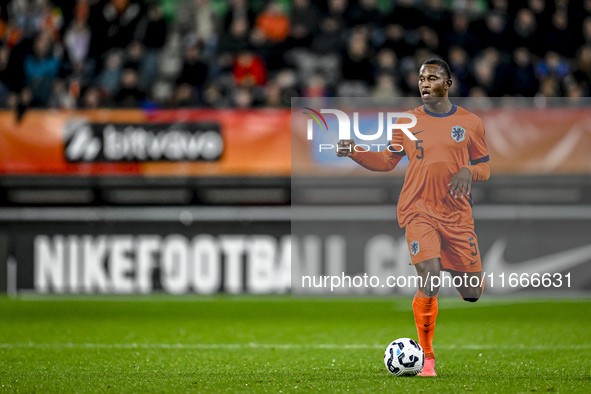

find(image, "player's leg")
[450,270,484,302]
[413,257,441,340]
[414,258,441,297]
[406,215,442,376]
[413,258,440,365]
[439,224,484,302]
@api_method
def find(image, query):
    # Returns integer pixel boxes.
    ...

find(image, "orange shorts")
[405,214,482,273]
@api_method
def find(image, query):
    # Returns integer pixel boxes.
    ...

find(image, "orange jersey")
[352,104,490,228]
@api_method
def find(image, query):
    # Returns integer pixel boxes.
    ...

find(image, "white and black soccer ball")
[384,338,424,376]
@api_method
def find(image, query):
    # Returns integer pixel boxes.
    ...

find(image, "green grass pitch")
[1,296,590,393]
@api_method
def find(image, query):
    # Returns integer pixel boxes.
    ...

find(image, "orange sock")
[412,289,438,359]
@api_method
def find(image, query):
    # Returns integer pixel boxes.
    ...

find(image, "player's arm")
[464,119,491,182]
[336,139,404,172]
[464,158,491,182]
[448,120,491,198]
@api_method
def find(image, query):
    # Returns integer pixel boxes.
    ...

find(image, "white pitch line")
[0,343,590,350]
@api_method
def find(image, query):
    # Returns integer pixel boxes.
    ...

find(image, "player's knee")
[421,286,439,298]
[461,288,481,302]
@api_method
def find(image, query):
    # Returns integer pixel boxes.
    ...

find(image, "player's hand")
[448,167,472,199]
[336,139,355,157]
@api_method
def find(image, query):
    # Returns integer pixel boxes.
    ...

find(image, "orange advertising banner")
[0,109,292,177]
[479,108,591,174]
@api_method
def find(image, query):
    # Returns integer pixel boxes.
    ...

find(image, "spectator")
[416,27,440,55]
[233,50,266,87]
[341,30,373,85]
[48,78,77,109]
[224,0,255,32]
[423,0,452,39]
[37,0,63,42]
[566,83,584,99]
[347,0,383,28]
[136,3,167,93]
[63,15,92,76]
[385,0,423,31]
[123,41,143,71]
[337,80,368,96]
[448,46,470,96]
[8,0,47,40]
[95,50,123,99]
[371,73,401,98]
[288,0,320,48]
[527,0,551,28]
[400,67,418,96]
[89,0,144,55]
[310,17,344,55]
[176,44,208,99]
[467,86,494,110]
[255,1,290,44]
[326,0,351,28]
[445,13,478,57]
[468,86,488,97]
[303,74,328,97]
[218,17,250,69]
[510,8,543,56]
[472,11,509,55]
[375,48,397,76]
[177,0,216,55]
[249,17,288,71]
[536,51,570,83]
[264,82,284,107]
[581,0,591,28]
[491,0,510,14]
[173,83,198,107]
[573,46,591,94]
[546,11,577,58]
[382,24,412,59]
[114,68,144,107]
[232,87,254,108]
[0,46,13,106]
[469,49,502,97]
[583,17,591,47]
[123,40,156,91]
[202,82,229,108]
[81,86,102,108]
[509,47,539,97]
[274,69,299,101]
[539,77,560,97]
[138,2,167,50]
[24,32,62,106]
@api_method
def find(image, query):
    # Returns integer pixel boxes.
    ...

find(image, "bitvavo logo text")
[302,107,418,153]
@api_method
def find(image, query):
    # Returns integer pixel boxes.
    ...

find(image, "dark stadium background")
[0,0,589,294]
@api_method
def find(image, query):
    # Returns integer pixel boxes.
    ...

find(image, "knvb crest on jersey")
[410,241,420,256]
[451,125,466,143]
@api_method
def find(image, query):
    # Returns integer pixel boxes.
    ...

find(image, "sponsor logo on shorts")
[410,241,420,255]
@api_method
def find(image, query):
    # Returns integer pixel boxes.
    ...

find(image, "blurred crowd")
[0,0,590,109]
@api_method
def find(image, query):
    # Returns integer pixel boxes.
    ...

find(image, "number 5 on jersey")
[415,140,424,159]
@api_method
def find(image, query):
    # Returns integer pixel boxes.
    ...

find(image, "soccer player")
[336,59,491,377]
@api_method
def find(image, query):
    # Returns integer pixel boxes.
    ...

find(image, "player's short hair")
[422,58,452,80]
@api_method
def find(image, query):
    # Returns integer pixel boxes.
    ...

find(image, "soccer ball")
[384,338,424,376]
